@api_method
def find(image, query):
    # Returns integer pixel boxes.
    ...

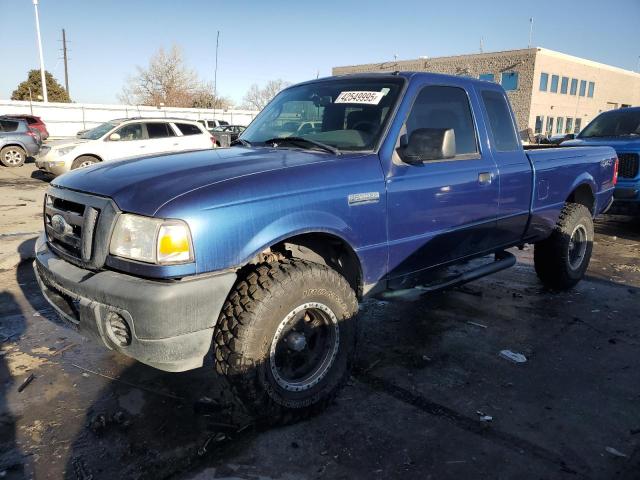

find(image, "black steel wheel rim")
[269,302,340,392]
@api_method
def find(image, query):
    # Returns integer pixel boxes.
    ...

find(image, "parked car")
[198,119,229,130]
[210,124,246,146]
[34,73,616,423]
[4,114,49,140]
[0,118,41,167]
[562,107,640,215]
[36,117,215,176]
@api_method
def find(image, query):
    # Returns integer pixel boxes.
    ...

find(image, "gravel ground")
[1,163,639,480]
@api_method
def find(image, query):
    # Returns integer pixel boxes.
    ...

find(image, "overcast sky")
[1,0,638,106]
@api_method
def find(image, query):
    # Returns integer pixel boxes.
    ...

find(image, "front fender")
[239,210,355,264]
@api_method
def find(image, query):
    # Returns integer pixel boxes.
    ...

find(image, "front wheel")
[534,203,594,290]
[71,156,98,170]
[213,259,358,423]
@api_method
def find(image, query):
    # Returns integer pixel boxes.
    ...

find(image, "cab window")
[403,85,478,158]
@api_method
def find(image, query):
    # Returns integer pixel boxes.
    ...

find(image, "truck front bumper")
[33,234,237,372]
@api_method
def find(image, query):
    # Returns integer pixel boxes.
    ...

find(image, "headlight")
[57,145,76,156]
[109,214,194,265]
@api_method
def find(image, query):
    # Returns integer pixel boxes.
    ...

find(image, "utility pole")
[528,17,534,48]
[213,30,220,109]
[32,0,48,102]
[62,28,69,96]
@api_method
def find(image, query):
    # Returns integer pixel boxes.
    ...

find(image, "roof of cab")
[293,71,503,89]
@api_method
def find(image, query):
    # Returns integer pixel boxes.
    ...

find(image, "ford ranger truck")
[34,73,617,422]
[562,107,639,216]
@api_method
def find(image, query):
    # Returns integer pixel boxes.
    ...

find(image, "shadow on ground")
[0,292,27,479]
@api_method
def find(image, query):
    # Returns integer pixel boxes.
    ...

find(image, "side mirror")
[399,128,456,163]
[564,133,575,140]
[109,133,121,141]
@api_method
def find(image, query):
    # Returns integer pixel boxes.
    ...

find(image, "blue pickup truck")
[34,72,617,421]
[563,107,640,215]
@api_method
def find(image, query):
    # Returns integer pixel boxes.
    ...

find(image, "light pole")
[32,0,48,102]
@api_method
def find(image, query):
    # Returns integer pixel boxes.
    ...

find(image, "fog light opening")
[106,311,132,347]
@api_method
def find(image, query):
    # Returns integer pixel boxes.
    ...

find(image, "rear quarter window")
[175,123,203,136]
[480,90,520,151]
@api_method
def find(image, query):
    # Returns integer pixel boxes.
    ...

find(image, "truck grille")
[43,187,119,269]
[618,153,639,179]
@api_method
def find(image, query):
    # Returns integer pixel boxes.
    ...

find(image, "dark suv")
[0,118,42,167]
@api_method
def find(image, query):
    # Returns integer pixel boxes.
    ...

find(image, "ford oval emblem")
[51,214,73,236]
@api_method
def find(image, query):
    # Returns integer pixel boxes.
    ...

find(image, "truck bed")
[525,146,617,238]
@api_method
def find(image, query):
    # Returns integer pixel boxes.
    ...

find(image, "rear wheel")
[71,156,98,170]
[0,145,26,167]
[213,259,358,424]
[534,203,594,290]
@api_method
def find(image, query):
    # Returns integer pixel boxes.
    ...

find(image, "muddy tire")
[0,145,26,167]
[71,156,98,170]
[213,259,358,424]
[534,203,594,290]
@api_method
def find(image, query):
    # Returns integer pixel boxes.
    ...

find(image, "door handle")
[478,172,493,185]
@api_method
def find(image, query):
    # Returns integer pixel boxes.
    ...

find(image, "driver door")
[385,83,500,281]
[105,122,150,160]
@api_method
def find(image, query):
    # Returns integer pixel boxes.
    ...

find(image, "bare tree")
[119,45,228,108]
[191,82,233,110]
[241,79,290,111]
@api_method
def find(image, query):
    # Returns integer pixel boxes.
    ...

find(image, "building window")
[587,81,595,98]
[570,78,578,95]
[539,73,549,91]
[501,72,518,91]
[479,73,495,82]
[535,115,544,134]
[560,77,569,94]
[574,118,582,134]
[565,117,574,134]
[556,117,564,134]
[550,75,559,93]
[546,116,554,136]
[579,80,587,97]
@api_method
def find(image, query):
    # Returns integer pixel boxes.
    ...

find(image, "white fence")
[0,99,259,137]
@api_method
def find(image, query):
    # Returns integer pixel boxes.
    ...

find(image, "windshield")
[80,121,119,140]
[579,109,640,138]
[240,77,404,151]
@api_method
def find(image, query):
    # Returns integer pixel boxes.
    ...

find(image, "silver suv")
[0,118,42,167]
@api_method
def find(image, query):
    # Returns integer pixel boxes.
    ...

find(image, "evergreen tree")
[11,70,71,103]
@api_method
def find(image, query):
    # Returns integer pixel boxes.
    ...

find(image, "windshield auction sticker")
[335,91,384,105]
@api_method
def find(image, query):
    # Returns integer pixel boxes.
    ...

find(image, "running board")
[378,251,516,302]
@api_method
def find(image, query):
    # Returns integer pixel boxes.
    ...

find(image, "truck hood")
[52,147,337,216]
[562,137,640,151]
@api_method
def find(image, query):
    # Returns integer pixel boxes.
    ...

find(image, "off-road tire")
[213,259,358,424]
[534,203,594,290]
[0,145,26,167]
[71,156,98,170]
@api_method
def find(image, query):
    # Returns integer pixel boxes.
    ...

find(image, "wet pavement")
[1,164,639,479]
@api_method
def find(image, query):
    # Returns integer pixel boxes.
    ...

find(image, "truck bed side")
[524,146,617,240]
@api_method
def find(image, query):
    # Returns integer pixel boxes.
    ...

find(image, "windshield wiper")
[231,138,252,147]
[264,136,341,156]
